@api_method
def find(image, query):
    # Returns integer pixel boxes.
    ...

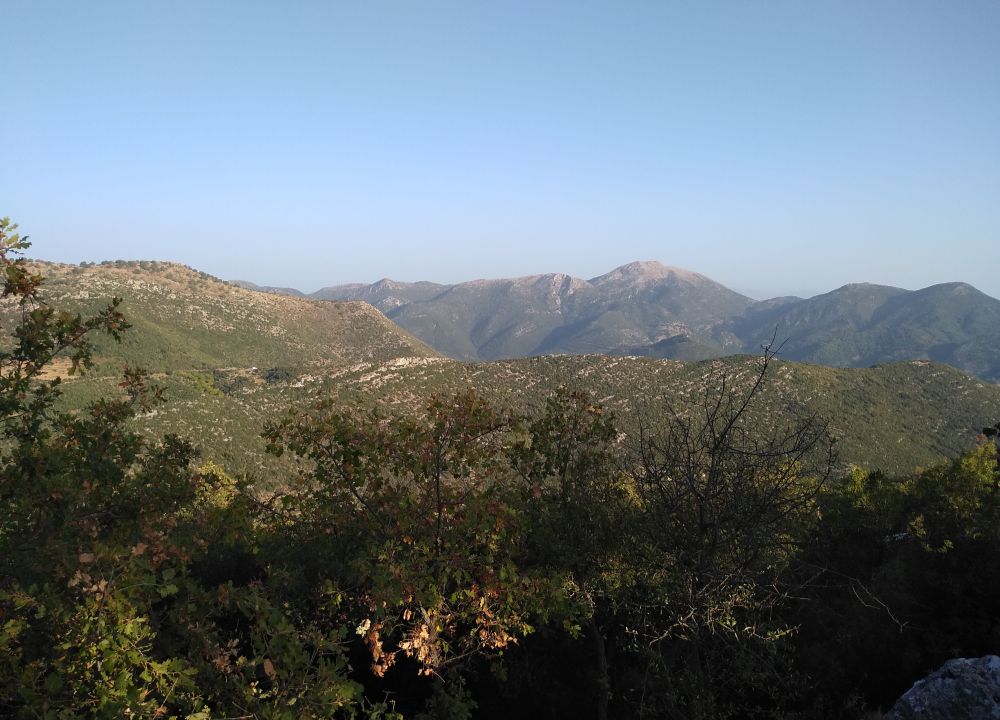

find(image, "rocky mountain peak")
[370,278,403,291]
[590,261,705,287]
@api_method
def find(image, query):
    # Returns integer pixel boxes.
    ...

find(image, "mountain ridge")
[307,261,752,361]
[46,259,1000,382]
[11,258,1000,477]
[247,261,999,381]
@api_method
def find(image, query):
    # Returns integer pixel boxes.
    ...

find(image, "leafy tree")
[983,421,1000,486]
[511,387,629,720]
[262,391,569,714]
[0,217,207,716]
[0,219,375,719]
[796,442,1000,715]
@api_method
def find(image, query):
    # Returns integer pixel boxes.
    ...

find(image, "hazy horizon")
[223,259,990,303]
[26,254,986,304]
[4,1,999,299]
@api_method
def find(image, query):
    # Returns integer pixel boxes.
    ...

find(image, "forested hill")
[719,280,1000,381]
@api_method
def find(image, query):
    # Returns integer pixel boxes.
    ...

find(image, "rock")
[885,655,1000,719]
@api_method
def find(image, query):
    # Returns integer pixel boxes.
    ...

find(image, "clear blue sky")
[3,1,999,298]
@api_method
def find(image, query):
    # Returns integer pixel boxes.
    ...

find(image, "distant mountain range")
[236,261,1000,382]
[14,259,999,476]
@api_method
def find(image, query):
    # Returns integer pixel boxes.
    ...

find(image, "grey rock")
[885,655,1000,719]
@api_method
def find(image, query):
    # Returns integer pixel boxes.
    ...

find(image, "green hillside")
[59,352,1000,478]
[21,260,438,373]
[293,354,999,475]
[6,261,439,478]
[16,261,999,478]
[730,281,1000,380]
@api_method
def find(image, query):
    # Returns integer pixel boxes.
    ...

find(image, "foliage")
[609,348,832,719]
[0,219,379,719]
[5,218,1000,718]
[262,391,565,683]
[792,441,1000,715]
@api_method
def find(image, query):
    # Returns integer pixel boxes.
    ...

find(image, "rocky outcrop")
[885,655,1000,719]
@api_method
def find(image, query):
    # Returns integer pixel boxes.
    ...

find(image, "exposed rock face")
[885,656,1000,719]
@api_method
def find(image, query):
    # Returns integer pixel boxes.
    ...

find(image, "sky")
[2,1,999,299]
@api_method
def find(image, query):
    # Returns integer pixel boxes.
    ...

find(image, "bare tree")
[625,343,836,718]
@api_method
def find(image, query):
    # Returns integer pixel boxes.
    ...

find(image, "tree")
[623,346,835,718]
[0,219,379,719]
[983,421,1000,487]
[262,391,568,714]
[0,217,210,716]
[794,441,1000,715]
[511,387,629,720]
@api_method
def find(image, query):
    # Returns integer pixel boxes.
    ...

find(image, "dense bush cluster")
[3,217,999,719]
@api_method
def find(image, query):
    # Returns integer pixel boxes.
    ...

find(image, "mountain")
[21,260,438,373]
[293,263,1000,382]
[313,278,449,312]
[305,261,752,361]
[727,282,1000,381]
[9,260,438,477]
[230,279,306,297]
[16,260,1000,478]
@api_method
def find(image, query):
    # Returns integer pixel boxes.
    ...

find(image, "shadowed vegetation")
[4,220,1000,718]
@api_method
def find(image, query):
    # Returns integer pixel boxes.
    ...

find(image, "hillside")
[22,260,438,373]
[726,281,1000,381]
[12,260,998,477]
[313,278,449,311]
[282,354,1000,475]
[4,261,439,477]
[229,279,306,297]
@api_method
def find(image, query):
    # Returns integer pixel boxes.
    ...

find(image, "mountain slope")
[309,261,752,361]
[313,279,449,312]
[550,261,750,355]
[129,354,1000,477]
[21,260,438,373]
[728,282,1000,381]
[230,279,306,297]
[18,260,999,478]
[238,262,1000,382]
